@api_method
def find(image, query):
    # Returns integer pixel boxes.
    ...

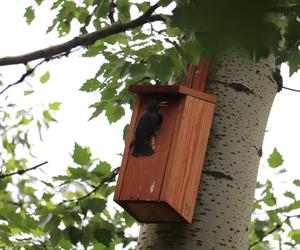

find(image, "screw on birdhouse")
[130,99,168,157]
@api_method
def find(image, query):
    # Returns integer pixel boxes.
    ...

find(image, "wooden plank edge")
[128,85,217,104]
[116,200,191,223]
[113,96,141,201]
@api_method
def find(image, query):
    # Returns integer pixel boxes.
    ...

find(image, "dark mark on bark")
[203,170,234,181]
[253,145,263,157]
[257,147,263,157]
[229,82,255,95]
[272,68,283,92]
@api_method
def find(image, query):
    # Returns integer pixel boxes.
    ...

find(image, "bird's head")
[147,99,168,111]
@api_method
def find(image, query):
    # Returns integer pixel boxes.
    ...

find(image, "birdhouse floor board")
[117,201,187,223]
[128,85,217,104]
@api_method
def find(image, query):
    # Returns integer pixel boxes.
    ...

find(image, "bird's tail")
[131,141,154,157]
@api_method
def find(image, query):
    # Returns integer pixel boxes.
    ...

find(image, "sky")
[1,0,300,249]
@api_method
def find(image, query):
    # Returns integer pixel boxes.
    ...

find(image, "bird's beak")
[159,101,168,107]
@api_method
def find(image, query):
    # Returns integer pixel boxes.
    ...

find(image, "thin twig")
[0,59,46,95]
[248,214,300,249]
[0,50,74,96]
[0,161,48,179]
[0,4,164,66]
[59,167,120,205]
[108,0,116,24]
[249,224,281,249]
[282,86,300,92]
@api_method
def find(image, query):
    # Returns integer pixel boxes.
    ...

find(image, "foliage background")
[1,0,300,249]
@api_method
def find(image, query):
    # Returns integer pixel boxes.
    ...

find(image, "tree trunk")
[136,50,278,249]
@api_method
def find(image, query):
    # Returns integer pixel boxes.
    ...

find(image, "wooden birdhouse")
[114,60,217,223]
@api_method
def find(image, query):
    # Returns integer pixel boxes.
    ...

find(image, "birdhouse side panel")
[160,96,215,222]
[117,95,180,202]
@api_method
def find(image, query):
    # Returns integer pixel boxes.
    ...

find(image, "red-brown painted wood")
[160,96,215,222]
[128,85,216,104]
[114,82,216,223]
[119,95,179,201]
[187,58,210,91]
[114,96,141,200]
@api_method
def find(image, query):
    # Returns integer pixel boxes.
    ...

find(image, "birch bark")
[136,50,278,250]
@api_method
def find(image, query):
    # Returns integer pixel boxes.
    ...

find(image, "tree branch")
[282,86,300,92]
[0,4,164,66]
[0,161,48,179]
[59,167,120,205]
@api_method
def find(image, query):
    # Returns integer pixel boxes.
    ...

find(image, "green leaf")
[89,101,107,120]
[69,167,89,179]
[72,143,91,165]
[87,198,106,214]
[94,228,112,247]
[49,102,62,110]
[43,110,55,122]
[263,191,276,207]
[50,228,62,245]
[267,210,281,225]
[279,200,300,213]
[44,215,61,232]
[267,148,283,168]
[136,2,150,12]
[24,90,34,96]
[93,161,111,177]
[289,229,300,243]
[101,85,117,100]
[95,0,110,18]
[123,211,136,227]
[24,6,35,25]
[289,51,300,76]
[105,104,125,124]
[59,238,71,249]
[66,226,81,245]
[40,71,50,84]
[293,179,300,187]
[116,0,130,22]
[80,79,101,92]
[148,55,175,82]
[284,191,296,201]
[35,0,43,6]
[159,0,172,7]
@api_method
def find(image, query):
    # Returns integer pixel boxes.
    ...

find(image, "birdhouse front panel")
[118,95,180,201]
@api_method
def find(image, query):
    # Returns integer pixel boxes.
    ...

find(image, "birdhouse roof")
[128,85,217,104]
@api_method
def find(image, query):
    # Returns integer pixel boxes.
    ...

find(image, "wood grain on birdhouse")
[114,85,216,223]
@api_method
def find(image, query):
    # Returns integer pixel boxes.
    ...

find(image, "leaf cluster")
[250,148,300,249]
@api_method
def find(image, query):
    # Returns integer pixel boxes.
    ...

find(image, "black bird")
[130,99,167,157]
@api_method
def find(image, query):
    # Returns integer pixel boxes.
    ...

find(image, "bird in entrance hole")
[130,99,168,157]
